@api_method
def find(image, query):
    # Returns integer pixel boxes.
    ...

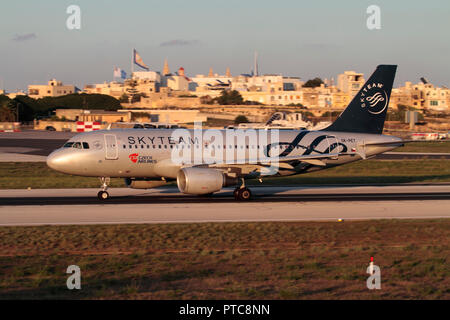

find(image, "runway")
[1,185,449,226]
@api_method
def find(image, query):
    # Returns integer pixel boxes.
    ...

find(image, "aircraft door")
[104,134,119,160]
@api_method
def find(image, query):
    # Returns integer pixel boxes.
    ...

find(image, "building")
[28,79,75,99]
[55,109,130,123]
[83,82,126,98]
[337,71,365,98]
[117,109,206,124]
[164,67,190,91]
[4,91,26,99]
[389,81,449,111]
[190,70,233,92]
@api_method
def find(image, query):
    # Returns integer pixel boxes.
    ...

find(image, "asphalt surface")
[1,186,449,225]
[1,190,450,206]
[0,138,66,156]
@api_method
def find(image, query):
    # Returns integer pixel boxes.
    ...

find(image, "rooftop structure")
[28,79,75,99]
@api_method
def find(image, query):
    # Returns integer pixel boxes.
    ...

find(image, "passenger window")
[83,142,90,149]
[73,142,82,149]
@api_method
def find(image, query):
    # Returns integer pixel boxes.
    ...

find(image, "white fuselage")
[47,128,402,180]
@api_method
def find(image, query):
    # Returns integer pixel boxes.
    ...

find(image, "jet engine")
[177,167,237,195]
[125,178,167,189]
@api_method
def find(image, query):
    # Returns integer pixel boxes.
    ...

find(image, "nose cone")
[47,150,70,172]
[46,151,60,171]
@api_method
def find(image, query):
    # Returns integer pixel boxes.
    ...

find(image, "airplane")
[47,64,405,201]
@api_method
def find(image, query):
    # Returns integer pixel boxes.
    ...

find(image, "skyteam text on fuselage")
[47,65,403,200]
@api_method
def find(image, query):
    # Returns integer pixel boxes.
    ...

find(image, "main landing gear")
[97,177,110,200]
[233,178,252,201]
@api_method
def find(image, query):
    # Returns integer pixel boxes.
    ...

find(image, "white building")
[28,79,75,99]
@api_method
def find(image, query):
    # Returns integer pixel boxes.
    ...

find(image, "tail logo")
[360,82,388,115]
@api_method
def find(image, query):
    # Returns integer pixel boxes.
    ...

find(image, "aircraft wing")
[355,138,407,159]
[361,140,405,147]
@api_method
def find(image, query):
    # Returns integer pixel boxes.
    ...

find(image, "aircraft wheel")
[237,188,252,201]
[97,190,109,200]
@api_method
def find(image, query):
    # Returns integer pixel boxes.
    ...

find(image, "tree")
[216,90,244,105]
[0,103,15,122]
[234,115,249,124]
[303,77,324,88]
[125,80,139,103]
[200,95,213,104]
[119,93,129,103]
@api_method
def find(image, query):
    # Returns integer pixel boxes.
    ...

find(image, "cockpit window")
[63,141,90,149]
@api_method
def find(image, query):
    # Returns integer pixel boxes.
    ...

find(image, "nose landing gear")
[233,178,252,201]
[97,177,110,200]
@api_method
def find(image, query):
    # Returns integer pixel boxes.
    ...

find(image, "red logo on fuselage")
[129,153,139,163]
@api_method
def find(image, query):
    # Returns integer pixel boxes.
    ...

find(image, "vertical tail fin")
[323,65,397,134]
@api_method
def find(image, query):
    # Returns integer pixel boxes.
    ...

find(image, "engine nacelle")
[177,167,237,195]
[125,178,167,189]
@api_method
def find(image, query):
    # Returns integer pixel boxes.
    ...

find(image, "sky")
[0,0,449,92]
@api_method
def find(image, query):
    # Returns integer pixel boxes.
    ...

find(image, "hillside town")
[1,58,449,138]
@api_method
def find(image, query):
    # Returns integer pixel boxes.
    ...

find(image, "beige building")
[4,91,26,99]
[331,91,351,109]
[55,109,131,123]
[164,67,190,91]
[54,108,205,125]
[83,82,126,98]
[117,109,206,124]
[337,71,365,98]
[28,79,75,99]
[389,81,449,111]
